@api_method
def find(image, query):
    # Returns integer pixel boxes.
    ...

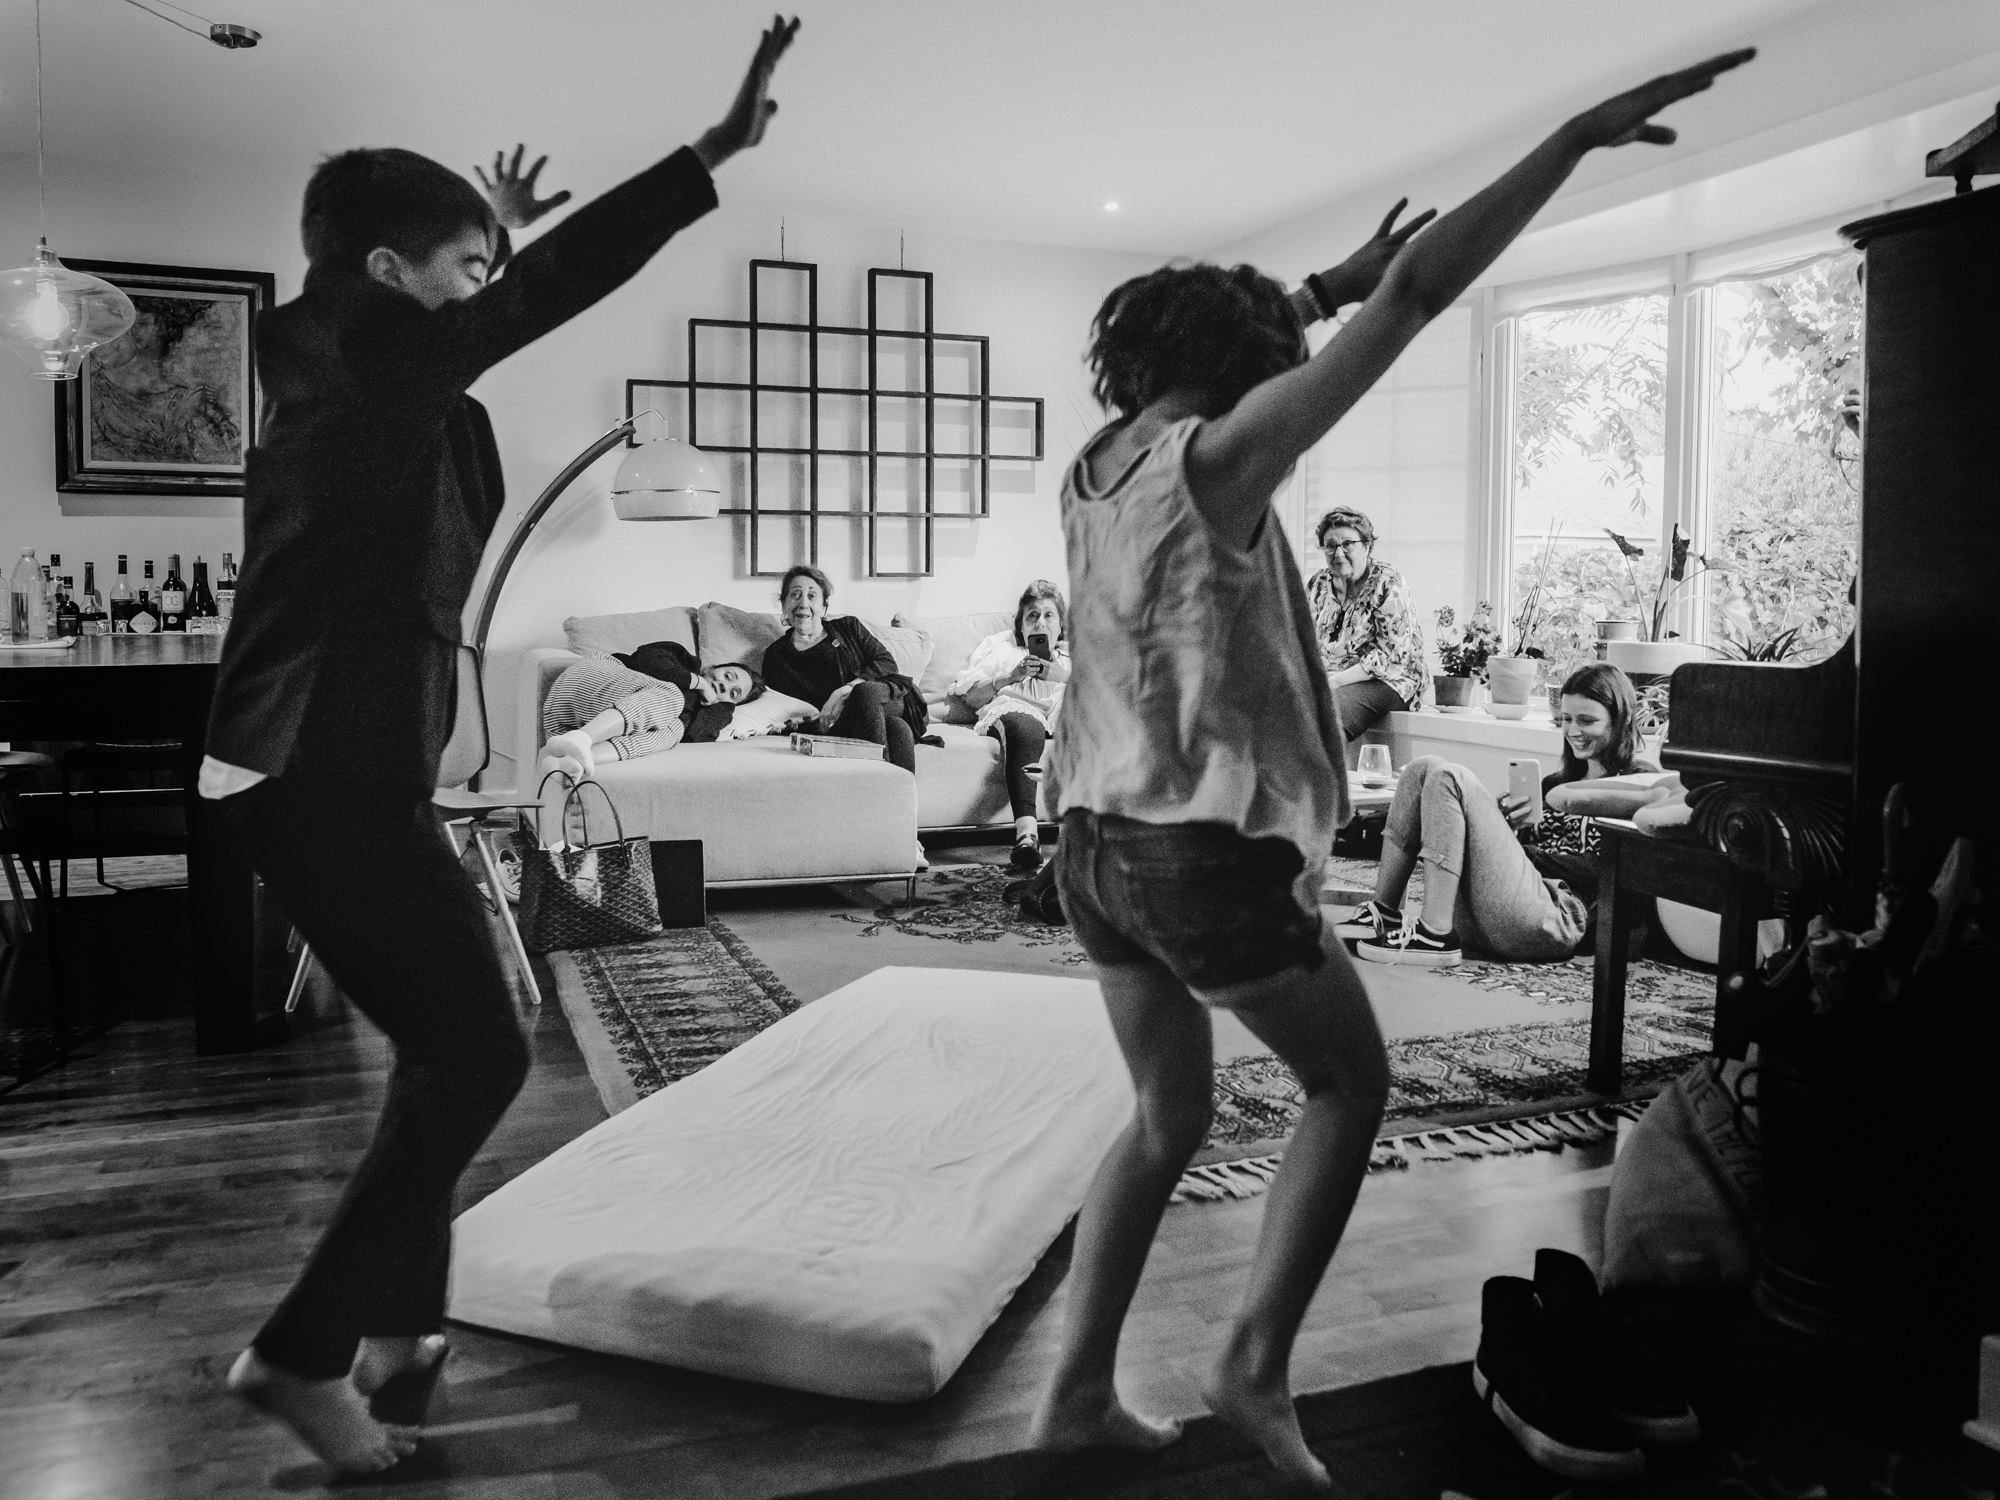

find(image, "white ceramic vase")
[1605,639,1714,677]
[1486,655,1541,705]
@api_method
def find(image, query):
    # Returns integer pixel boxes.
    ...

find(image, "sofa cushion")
[855,617,934,686]
[698,602,787,671]
[914,723,1011,829]
[894,610,1014,727]
[716,688,819,741]
[564,606,697,658]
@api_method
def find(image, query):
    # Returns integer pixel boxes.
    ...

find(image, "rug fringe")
[1170,1100,1649,1204]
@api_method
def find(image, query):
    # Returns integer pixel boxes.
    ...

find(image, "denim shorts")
[1054,809,1325,994]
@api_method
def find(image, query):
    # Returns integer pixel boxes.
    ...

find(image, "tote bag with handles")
[514,772,663,952]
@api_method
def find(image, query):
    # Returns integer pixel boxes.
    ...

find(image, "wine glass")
[1356,744,1394,786]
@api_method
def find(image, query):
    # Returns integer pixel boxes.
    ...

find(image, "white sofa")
[515,603,1027,889]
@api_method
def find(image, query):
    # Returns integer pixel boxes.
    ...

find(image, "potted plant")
[1491,527,1559,706]
[1599,524,1717,677]
[1433,602,1500,709]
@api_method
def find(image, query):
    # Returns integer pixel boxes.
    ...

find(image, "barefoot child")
[202,17,799,1475]
[1032,49,1753,1491]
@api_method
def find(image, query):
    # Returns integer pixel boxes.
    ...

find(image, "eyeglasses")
[1323,539,1368,555]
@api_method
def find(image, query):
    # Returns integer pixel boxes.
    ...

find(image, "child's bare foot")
[350,1334,447,1397]
[1203,1349,1329,1492]
[227,1348,419,1475]
[1029,1388,1183,1452]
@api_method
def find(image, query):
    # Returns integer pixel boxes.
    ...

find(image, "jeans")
[221,777,531,1378]
[1332,677,1406,742]
[831,679,915,773]
[987,711,1047,819]
[1383,756,1587,961]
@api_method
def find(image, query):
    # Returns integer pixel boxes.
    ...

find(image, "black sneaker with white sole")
[1473,1276,1646,1482]
[1355,919,1462,966]
[1534,1248,1700,1447]
[1330,899,1398,942]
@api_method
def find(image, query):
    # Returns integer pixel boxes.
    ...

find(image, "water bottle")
[10,549,45,641]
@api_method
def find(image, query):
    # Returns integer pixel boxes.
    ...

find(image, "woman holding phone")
[950,580,1071,870]
[1336,662,1663,965]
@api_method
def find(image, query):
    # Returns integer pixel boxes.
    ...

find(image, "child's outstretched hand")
[695,15,801,171]
[1569,49,1756,151]
[475,145,572,229]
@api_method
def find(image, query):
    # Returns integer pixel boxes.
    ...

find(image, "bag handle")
[532,768,630,849]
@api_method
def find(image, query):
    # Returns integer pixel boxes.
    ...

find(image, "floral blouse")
[1305,558,1426,709]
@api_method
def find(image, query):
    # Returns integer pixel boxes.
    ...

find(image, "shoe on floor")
[1355,919,1462,966]
[1330,899,1398,942]
[1010,836,1043,873]
[914,840,930,873]
[1534,1248,1699,1447]
[1474,1276,1646,1482]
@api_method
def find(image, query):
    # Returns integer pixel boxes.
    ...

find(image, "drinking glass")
[1356,744,1394,785]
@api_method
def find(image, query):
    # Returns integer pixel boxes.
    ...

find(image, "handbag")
[512,772,663,953]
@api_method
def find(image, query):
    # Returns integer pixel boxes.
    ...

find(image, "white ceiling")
[0,0,1850,256]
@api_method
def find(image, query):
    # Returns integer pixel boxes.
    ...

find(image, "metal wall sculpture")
[628,259,1045,578]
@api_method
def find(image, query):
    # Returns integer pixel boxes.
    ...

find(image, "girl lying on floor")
[1335,662,1673,967]
[537,643,768,779]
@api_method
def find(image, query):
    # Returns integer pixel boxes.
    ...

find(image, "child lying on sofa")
[538,643,772,778]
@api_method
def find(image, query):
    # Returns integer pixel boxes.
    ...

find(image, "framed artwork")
[51,260,275,497]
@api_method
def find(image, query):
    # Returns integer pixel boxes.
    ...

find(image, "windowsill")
[1378,707,1565,752]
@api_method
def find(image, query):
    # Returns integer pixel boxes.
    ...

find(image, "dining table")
[0,632,272,1054]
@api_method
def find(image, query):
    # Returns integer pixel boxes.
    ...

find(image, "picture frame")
[51,259,275,497]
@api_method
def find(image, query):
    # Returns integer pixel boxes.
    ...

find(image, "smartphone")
[1025,631,1053,661]
[1508,758,1543,820]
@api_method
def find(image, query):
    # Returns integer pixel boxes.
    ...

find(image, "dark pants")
[1333,678,1406,742]
[221,777,530,1378]
[987,711,1048,819]
[831,679,915,773]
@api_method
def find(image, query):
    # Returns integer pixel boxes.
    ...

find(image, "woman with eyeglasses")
[1305,506,1425,741]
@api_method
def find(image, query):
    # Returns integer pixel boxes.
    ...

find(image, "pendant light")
[0,0,138,380]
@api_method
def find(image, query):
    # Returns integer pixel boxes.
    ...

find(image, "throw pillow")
[698,601,786,671]
[893,609,1015,704]
[564,606,698,658]
[715,688,820,741]
[856,617,935,685]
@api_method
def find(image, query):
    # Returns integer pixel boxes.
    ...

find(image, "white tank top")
[1051,416,1349,865]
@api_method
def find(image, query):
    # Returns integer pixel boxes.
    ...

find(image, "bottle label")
[162,589,186,612]
[131,608,158,634]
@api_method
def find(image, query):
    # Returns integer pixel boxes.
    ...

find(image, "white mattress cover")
[448,967,1133,1401]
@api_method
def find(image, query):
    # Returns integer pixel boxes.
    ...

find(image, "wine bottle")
[215,552,237,628]
[188,558,218,634]
[56,577,82,637]
[131,560,160,634]
[9,549,43,640]
[161,554,188,632]
[109,555,133,632]
[81,561,107,634]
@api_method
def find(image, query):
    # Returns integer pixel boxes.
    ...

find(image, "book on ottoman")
[790,732,884,760]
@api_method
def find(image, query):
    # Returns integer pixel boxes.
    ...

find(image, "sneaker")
[1534,1248,1699,1447]
[1355,919,1462,966]
[1473,1276,1646,1482]
[1331,899,1398,942]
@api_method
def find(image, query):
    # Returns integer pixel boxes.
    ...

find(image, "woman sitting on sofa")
[759,563,927,773]
[537,645,766,778]
[1334,662,1664,967]
[1306,505,1425,740]
[949,580,1071,872]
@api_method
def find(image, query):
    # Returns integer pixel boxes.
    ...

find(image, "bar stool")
[0,750,68,1062]
[57,740,185,898]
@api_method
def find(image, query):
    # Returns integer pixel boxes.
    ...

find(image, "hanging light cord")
[119,0,216,41]
[33,0,47,249]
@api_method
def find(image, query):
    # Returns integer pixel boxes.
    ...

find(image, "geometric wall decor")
[628,258,1044,577]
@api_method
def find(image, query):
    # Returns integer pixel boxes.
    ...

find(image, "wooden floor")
[0,964,1618,1499]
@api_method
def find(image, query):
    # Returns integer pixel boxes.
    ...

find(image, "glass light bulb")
[23,279,71,340]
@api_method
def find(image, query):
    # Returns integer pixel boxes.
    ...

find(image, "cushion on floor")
[447,967,1134,1401]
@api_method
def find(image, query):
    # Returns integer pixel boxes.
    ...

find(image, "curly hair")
[1086,262,1307,420]
[1556,662,1644,780]
[777,562,833,606]
[1315,506,1377,549]
[1012,579,1067,646]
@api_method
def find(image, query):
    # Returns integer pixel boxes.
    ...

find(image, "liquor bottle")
[41,558,56,639]
[56,577,81,637]
[215,552,237,627]
[9,548,44,640]
[188,558,218,634]
[130,560,160,634]
[109,555,133,632]
[160,554,188,632]
[81,561,107,634]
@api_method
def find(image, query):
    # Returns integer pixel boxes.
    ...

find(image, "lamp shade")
[611,436,723,520]
[0,245,136,380]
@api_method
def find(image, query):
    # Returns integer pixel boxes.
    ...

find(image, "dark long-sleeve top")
[759,616,898,711]
[614,640,736,743]
[207,147,719,789]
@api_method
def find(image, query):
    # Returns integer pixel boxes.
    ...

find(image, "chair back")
[437,644,491,791]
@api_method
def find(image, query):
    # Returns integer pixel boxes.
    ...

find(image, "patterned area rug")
[1448,953,1713,1007]
[831,862,1088,966]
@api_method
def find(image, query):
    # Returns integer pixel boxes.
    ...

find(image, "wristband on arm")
[1304,272,1339,320]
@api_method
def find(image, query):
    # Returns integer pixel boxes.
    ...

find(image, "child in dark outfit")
[206,18,799,1475]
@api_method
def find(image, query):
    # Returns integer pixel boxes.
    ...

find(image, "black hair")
[778,563,832,606]
[301,147,499,276]
[717,662,768,703]
[1556,662,1643,780]
[1012,579,1066,647]
[1087,262,1306,420]
[1315,505,1377,549]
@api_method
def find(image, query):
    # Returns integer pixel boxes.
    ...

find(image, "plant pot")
[1486,655,1540,705]
[1433,675,1480,709]
[1594,619,1640,642]
[1606,639,1713,678]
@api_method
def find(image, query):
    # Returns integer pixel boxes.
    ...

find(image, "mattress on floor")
[448,966,1133,1401]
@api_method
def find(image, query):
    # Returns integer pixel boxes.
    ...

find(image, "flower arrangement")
[1435,601,1502,679]
[1603,523,1714,642]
